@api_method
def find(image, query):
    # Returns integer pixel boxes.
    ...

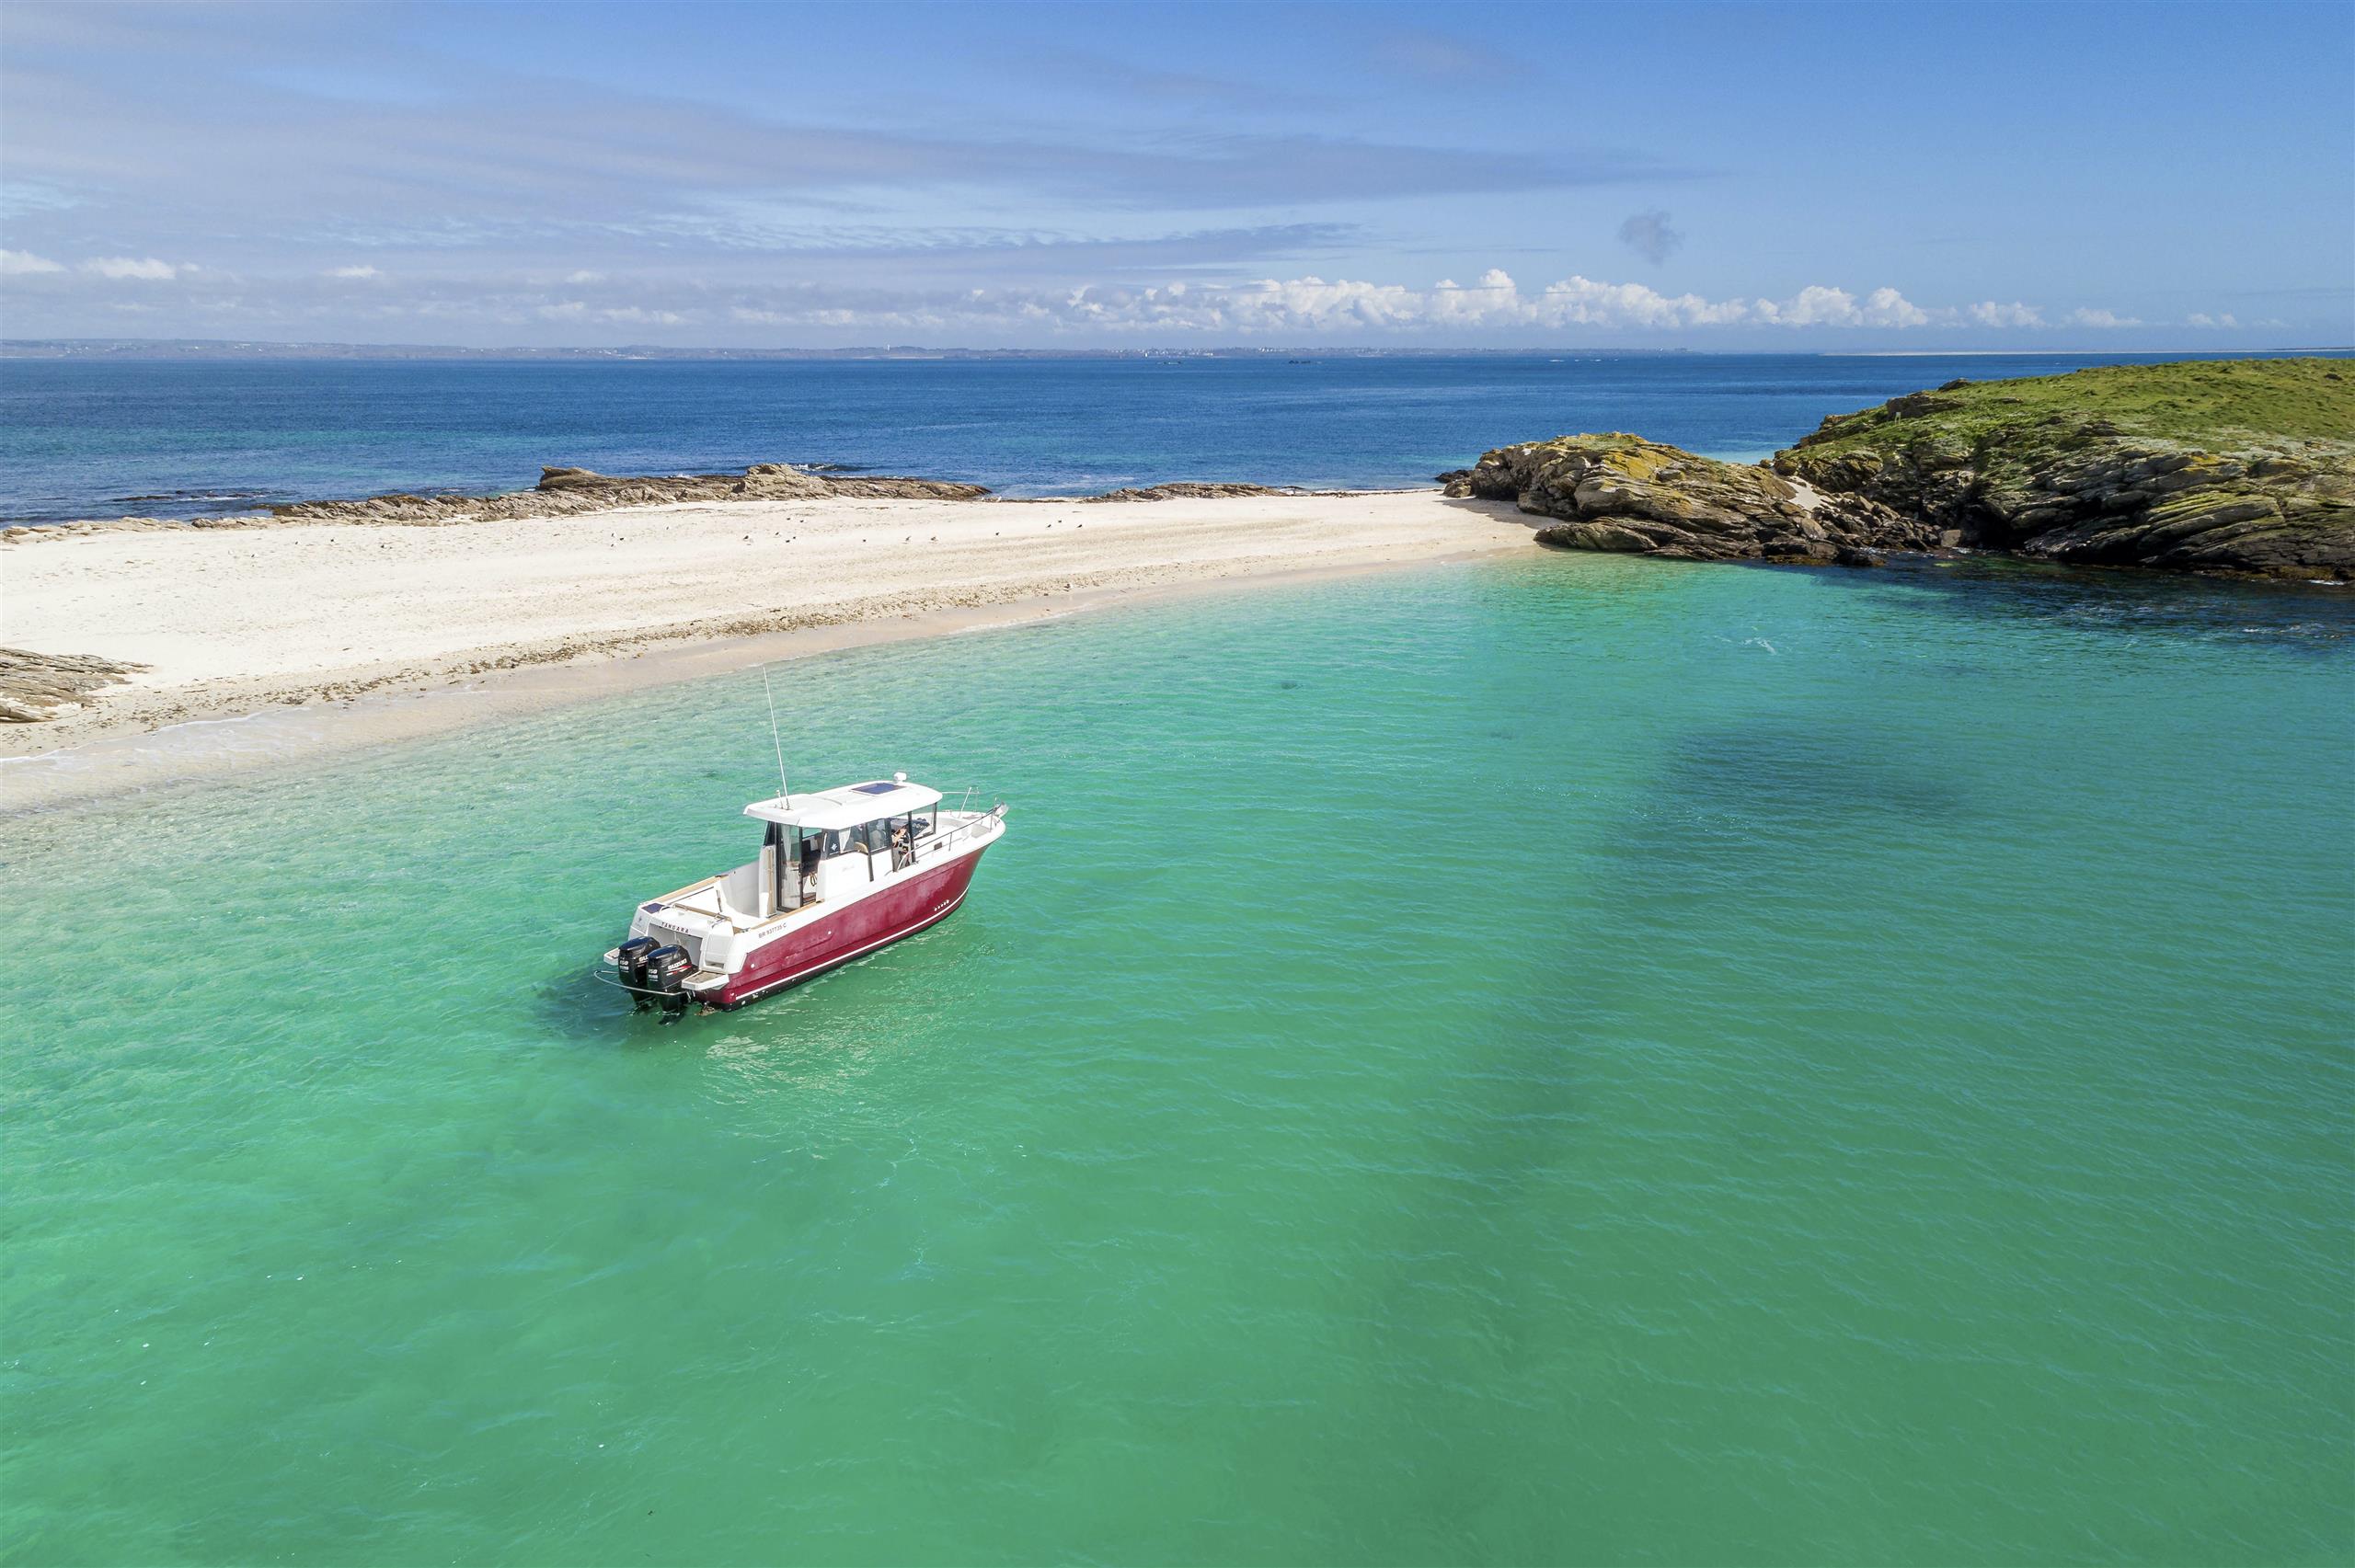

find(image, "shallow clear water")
[0,351,2306,522]
[5,552,2349,1563]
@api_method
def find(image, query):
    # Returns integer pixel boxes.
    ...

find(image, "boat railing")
[916,799,1005,861]
[842,796,1003,879]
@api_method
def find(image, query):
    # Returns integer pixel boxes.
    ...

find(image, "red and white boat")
[603,773,1006,1013]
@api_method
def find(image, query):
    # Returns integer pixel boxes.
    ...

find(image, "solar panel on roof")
[851,782,899,795]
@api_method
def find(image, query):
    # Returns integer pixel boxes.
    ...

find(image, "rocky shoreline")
[1453,358,2352,582]
[0,461,993,544]
[0,464,1333,545]
[1443,433,1937,567]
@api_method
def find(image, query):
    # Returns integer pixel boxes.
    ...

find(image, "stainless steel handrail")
[914,804,1005,861]
[838,798,1001,874]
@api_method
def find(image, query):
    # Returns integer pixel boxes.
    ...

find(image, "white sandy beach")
[1,489,1533,807]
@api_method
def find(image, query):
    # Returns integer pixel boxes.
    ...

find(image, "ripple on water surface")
[4,552,2350,1564]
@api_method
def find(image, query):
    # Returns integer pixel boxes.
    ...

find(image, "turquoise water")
[5,553,2351,1564]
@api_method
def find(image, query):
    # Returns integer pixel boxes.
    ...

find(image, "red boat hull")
[710,843,989,1008]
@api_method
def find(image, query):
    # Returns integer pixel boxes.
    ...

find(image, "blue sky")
[2,0,2348,349]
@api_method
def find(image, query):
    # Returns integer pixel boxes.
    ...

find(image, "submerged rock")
[0,647,146,722]
[1443,432,1936,563]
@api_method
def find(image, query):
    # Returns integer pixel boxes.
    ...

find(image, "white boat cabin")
[739,775,948,915]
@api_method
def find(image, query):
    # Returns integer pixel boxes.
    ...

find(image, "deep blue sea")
[0,351,2320,523]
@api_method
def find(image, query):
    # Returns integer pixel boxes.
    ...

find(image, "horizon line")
[6,338,2348,361]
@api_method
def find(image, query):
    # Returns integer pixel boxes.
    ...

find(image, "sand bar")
[2,489,1533,810]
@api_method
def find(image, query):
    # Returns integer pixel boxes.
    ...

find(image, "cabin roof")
[742,778,943,830]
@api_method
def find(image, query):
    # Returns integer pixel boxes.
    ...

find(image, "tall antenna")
[762,666,789,804]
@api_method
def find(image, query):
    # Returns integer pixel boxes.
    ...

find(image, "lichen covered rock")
[1444,432,1936,563]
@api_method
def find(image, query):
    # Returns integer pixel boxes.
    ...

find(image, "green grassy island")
[1453,359,2353,579]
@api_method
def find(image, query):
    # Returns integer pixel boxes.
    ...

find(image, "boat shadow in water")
[523,959,689,1041]
[1800,554,2355,653]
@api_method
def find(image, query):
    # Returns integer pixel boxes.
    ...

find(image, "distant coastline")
[3,338,1707,361]
[8,338,2342,362]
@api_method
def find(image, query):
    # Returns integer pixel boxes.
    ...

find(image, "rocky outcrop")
[1449,361,2352,581]
[1771,361,2354,580]
[0,648,145,722]
[2,462,991,542]
[2,464,1384,547]
[1444,432,1939,564]
[736,463,832,499]
[1080,482,1303,503]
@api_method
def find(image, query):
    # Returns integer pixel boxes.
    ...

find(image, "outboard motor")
[642,944,695,1016]
[615,936,659,1009]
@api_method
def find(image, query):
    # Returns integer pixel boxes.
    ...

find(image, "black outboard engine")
[615,936,660,1009]
[621,932,659,984]
[642,944,695,1016]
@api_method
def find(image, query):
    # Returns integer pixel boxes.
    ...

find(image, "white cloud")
[1753,284,1930,328]
[1966,300,2047,327]
[629,272,1989,337]
[0,249,66,275]
[0,256,2079,342]
[1532,273,1752,327]
[2066,307,2142,328]
[85,257,180,280]
[2186,312,2240,328]
[1020,271,1945,334]
[535,298,683,326]
[565,269,604,283]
